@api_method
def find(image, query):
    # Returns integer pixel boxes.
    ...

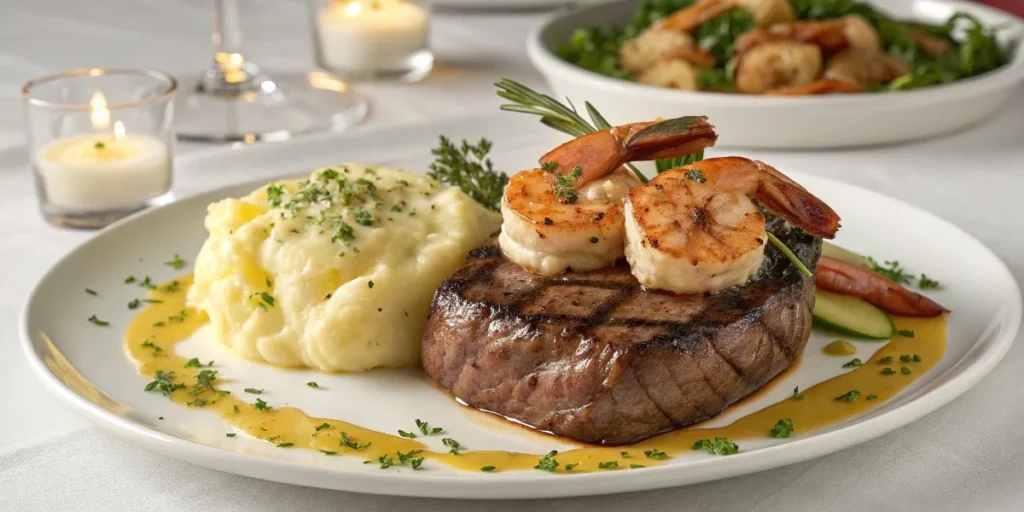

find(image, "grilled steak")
[422,218,820,445]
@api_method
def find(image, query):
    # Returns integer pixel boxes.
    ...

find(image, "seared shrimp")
[500,117,718,275]
[619,0,732,72]
[824,48,910,88]
[624,157,839,294]
[767,15,880,54]
[733,41,823,94]
[737,0,796,27]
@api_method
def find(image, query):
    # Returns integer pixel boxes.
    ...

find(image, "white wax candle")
[316,0,429,72]
[36,132,171,211]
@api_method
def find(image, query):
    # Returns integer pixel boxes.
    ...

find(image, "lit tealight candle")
[315,0,430,75]
[36,92,172,212]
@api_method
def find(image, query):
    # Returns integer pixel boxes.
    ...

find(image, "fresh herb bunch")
[428,137,509,212]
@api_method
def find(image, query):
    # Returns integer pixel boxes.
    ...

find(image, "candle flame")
[90,92,110,130]
[344,1,364,16]
[113,121,126,140]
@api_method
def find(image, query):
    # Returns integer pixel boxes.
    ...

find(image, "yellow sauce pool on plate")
[126,276,946,473]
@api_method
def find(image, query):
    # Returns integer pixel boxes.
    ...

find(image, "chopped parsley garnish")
[189,369,223,397]
[94,141,105,150]
[398,430,418,439]
[340,432,371,450]
[397,449,423,465]
[913,354,922,362]
[644,449,668,460]
[630,464,646,469]
[867,394,879,401]
[541,161,559,172]
[331,219,356,244]
[320,450,338,455]
[368,281,374,289]
[184,358,202,368]
[252,398,272,410]
[919,274,940,289]
[901,366,912,375]
[315,423,332,431]
[124,275,136,284]
[534,450,559,472]
[880,356,893,364]
[793,387,805,400]
[842,358,863,369]
[692,437,739,456]
[881,367,896,375]
[441,437,462,455]
[143,298,163,304]
[259,292,275,308]
[899,355,912,363]
[368,455,394,469]
[87,315,109,326]
[306,381,319,388]
[597,461,619,469]
[564,463,579,471]
[85,288,98,296]
[266,184,284,207]
[161,280,181,294]
[415,419,443,436]
[153,321,165,328]
[353,207,373,227]
[276,442,294,448]
[168,310,187,323]
[244,388,263,394]
[684,168,707,183]
[770,418,794,438]
[552,166,583,204]
[868,258,912,285]
[620,451,630,458]
[139,276,156,290]
[410,457,424,470]
[140,340,162,355]
[428,136,508,212]
[481,466,496,472]
[835,390,861,403]
[897,330,915,338]
[165,253,187,270]
[144,371,185,398]
[226,433,236,437]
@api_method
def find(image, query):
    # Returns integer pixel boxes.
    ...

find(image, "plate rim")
[20,167,1023,499]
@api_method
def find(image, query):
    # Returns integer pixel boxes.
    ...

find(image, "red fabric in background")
[977,0,1024,17]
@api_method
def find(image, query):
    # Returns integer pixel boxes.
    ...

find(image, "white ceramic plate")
[21,124,1021,499]
[528,0,1024,148]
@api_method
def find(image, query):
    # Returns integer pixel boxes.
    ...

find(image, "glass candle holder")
[309,0,434,83]
[22,68,176,230]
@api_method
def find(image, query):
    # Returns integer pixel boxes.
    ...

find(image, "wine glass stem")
[197,0,269,96]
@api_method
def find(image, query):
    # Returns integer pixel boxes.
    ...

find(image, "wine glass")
[175,0,368,143]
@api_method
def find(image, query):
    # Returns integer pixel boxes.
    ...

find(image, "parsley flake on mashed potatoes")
[187,165,499,372]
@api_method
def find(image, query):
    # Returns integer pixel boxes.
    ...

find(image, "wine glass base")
[175,71,368,143]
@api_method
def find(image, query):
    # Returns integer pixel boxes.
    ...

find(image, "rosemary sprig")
[495,79,649,183]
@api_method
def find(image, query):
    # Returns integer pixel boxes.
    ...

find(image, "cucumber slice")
[821,242,870,268]
[813,290,895,340]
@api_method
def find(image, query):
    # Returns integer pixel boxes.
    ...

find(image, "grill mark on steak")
[423,217,820,445]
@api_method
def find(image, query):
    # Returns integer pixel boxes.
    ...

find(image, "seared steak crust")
[422,219,820,445]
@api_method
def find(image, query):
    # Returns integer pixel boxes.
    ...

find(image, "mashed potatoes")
[187,165,499,372]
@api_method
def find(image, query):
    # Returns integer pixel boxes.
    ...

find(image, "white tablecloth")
[2,0,1024,510]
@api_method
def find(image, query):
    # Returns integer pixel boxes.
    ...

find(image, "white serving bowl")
[528,0,1024,148]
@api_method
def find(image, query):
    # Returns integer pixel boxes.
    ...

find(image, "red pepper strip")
[816,256,948,317]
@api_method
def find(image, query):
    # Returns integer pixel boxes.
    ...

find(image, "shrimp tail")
[816,256,948,317]
[539,116,718,187]
[752,160,840,239]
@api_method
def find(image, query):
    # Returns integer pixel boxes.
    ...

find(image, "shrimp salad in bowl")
[527,0,1024,147]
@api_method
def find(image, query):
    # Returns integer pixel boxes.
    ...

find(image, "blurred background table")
[1,0,1023,511]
